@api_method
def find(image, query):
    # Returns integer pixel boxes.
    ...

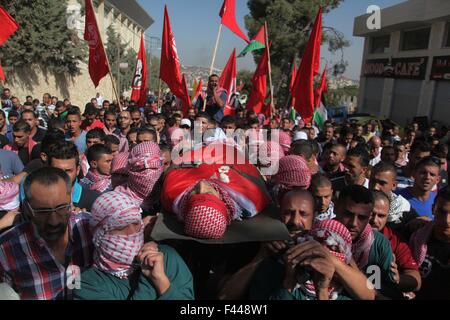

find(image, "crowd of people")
[0,74,448,300]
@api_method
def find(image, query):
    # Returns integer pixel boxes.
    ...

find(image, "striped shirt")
[0,213,93,300]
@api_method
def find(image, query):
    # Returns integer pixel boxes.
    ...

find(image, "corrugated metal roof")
[107,0,153,30]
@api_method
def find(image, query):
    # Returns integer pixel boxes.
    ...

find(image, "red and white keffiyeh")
[81,170,112,193]
[296,219,353,299]
[409,221,435,266]
[91,191,144,279]
[115,143,163,210]
[278,131,292,154]
[275,155,312,189]
[352,223,375,269]
[177,180,236,239]
[0,181,19,211]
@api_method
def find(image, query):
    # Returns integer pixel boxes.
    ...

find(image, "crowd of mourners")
[0,75,449,300]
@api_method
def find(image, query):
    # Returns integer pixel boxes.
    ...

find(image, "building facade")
[354,0,450,126]
[8,0,153,108]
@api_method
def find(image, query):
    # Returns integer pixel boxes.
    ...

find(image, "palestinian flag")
[238,25,266,58]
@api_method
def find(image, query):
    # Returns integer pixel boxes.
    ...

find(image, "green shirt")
[249,257,352,301]
[364,230,401,299]
[73,244,194,300]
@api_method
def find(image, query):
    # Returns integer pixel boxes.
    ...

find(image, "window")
[445,24,450,47]
[370,35,391,54]
[401,27,431,51]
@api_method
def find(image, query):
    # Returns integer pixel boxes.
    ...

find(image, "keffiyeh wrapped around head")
[275,155,312,189]
[90,191,144,279]
[178,180,236,239]
[296,219,352,300]
[0,181,20,212]
[299,219,353,264]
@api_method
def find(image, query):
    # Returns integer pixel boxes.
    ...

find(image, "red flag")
[159,5,184,98]
[315,66,327,108]
[219,49,237,102]
[292,7,322,124]
[131,34,148,107]
[0,6,19,45]
[247,43,271,114]
[180,74,191,114]
[194,79,203,100]
[0,62,5,82]
[84,0,110,88]
[220,0,250,43]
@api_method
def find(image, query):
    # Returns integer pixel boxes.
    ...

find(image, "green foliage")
[147,54,160,93]
[325,85,359,106]
[106,26,136,94]
[237,69,254,95]
[0,0,85,76]
[245,0,349,107]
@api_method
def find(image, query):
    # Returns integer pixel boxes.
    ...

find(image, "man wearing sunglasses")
[0,167,93,300]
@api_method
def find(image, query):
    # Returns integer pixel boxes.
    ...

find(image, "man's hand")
[285,240,336,298]
[0,211,19,230]
[391,254,400,284]
[263,241,287,256]
[137,242,170,296]
[72,206,87,213]
[143,214,159,242]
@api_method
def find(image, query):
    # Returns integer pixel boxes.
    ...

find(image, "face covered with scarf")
[178,180,236,239]
[90,191,144,279]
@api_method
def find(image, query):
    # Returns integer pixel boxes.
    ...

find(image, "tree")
[245,0,350,108]
[147,54,160,93]
[237,69,254,95]
[105,26,137,95]
[0,0,85,77]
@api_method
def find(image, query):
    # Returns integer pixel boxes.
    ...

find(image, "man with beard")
[409,187,450,300]
[246,190,375,300]
[113,111,132,153]
[342,147,370,189]
[0,167,93,299]
[335,185,397,298]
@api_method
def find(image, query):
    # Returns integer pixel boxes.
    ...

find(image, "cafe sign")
[363,57,428,80]
[430,56,450,81]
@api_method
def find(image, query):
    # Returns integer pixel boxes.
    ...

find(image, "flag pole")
[203,23,223,112]
[264,21,274,118]
[157,78,162,112]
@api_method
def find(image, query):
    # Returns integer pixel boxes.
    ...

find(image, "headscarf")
[296,219,352,300]
[115,142,163,208]
[409,221,435,266]
[351,223,375,269]
[90,191,144,279]
[278,131,292,154]
[111,152,129,189]
[0,182,20,211]
[258,140,285,168]
[275,155,312,189]
[177,180,236,239]
[82,170,112,193]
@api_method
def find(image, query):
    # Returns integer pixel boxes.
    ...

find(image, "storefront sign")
[364,57,428,80]
[430,56,450,81]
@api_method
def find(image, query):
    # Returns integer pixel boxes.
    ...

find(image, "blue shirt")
[398,188,437,220]
[66,131,87,154]
[0,149,24,179]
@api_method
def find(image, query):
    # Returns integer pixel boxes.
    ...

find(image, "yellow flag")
[191,78,199,102]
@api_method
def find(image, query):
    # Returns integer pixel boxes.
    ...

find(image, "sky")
[138,0,406,80]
